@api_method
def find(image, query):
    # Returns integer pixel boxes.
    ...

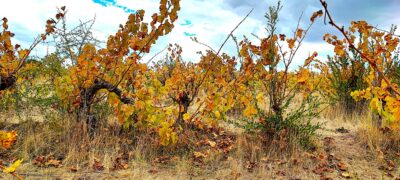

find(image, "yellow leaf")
[158,122,177,146]
[207,140,216,148]
[193,151,207,158]
[296,28,304,39]
[134,101,145,109]
[121,104,134,117]
[297,68,309,84]
[0,130,17,148]
[334,44,345,56]
[169,11,178,22]
[350,90,364,102]
[256,93,264,104]
[243,105,257,117]
[286,38,296,49]
[18,49,29,59]
[370,97,383,115]
[304,52,318,67]
[3,159,23,173]
[310,10,323,22]
[183,113,191,121]
[214,111,221,119]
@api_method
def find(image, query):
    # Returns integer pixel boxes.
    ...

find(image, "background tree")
[51,14,102,65]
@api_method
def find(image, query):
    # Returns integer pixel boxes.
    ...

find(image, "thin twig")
[113,5,174,89]
[191,37,217,54]
[192,9,254,102]
[373,26,400,37]
[146,45,169,65]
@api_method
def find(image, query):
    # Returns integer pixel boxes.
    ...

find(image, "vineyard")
[1,0,400,179]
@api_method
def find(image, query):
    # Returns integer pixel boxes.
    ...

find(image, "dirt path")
[314,120,396,179]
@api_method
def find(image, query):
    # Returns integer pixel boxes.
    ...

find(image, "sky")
[1,0,400,67]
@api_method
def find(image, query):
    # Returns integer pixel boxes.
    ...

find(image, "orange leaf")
[286,38,296,49]
[304,52,318,67]
[297,68,309,84]
[296,28,304,39]
[310,10,323,22]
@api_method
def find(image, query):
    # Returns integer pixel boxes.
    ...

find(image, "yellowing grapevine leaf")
[17,49,29,59]
[169,11,178,22]
[296,28,304,39]
[121,104,134,118]
[384,96,400,125]
[3,159,23,173]
[310,10,323,22]
[286,38,296,49]
[304,52,318,67]
[256,93,265,104]
[334,45,346,56]
[243,105,257,117]
[350,90,365,102]
[183,113,191,121]
[370,97,383,115]
[214,110,221,119]
[0,130,17,148]
[158,122,177,146]
[296,68,309,84]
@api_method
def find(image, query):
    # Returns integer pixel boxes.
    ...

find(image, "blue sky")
[1,0,399,66]
[92,0,136,13]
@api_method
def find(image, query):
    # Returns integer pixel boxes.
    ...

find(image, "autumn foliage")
[1,0,400,178]
[319,0,400,129]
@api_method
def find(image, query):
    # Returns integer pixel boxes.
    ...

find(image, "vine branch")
[319,0,400,96]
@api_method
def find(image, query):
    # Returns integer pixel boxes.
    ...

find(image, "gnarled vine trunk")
[0,75,16,91]
[78,79,134,137]
[175,92,191,127]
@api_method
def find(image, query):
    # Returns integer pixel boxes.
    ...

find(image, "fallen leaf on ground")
[245,161,257,172]
[3,159,22,173]
[111,154,129,171]
[207,140,216,148]
[46,159,62,168]
[323,137,335,145]
[93,158,105,171]
[153,155,171,164]
[320,176,333,180]
[193,151,207,159]
[340,172,351,178]
[148,169,159,174]
[337,162,347,171]
[33,156,46,166]
[68,166,78,172]
[276,170,286,176]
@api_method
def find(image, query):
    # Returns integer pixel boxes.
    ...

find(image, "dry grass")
[321,104,400,157]
[1,110,315,179]
[1,103,400,179]
[357,113,400,158]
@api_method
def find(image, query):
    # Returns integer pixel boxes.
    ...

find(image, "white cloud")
[1,0,267,62]
[1,0,131,57]
[0,0,393,67]
[292,41,333,66]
